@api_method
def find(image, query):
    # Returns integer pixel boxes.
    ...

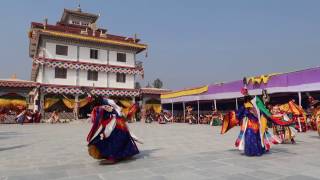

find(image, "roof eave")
[39,30,147,53]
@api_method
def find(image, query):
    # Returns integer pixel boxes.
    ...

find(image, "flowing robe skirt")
[88,119,139,161]
[243,120,265,156]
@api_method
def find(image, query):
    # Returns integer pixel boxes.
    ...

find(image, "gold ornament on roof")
[247,73,279,85]
[10,74,17,79]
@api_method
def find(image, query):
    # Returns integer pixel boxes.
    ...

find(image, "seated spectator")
[210,108,223,126]
[25,110,33,123]
[202,113,212,124]
[48,111,60,123]
[33,110,41,123]
[0,107,6,123]
[15,109,27,125]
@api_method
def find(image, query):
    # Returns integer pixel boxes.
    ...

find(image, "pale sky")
[0,0,319,90]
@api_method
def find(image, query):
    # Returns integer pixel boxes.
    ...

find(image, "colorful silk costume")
[279,100,307,133]
[271,107,297,144]
[222,96,294,156]
[311,107,320,136]
[236,97,279,156]
[87,98,140,163]
[270,101,306,144]
[306,94,320,135]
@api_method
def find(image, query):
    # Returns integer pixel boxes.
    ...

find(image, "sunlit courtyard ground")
[1,122,320,180]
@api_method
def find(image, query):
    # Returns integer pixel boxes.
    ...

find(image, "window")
[117,53,126,62]
[90,49,99,59]
[87,70,98,81]
[56,45,68,56]
[55,68,67,79]
[72,21,80,25]
[116,73,126,83]
[81,22,89,26]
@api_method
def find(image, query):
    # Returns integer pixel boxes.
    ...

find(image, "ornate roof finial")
[10,73,17,80]
[134,33,137,43]
[76,0,82,12]
[44,17,48,29]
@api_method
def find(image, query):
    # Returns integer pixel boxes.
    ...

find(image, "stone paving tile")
[112,176,168,180]
[185,160,227,170]
[38,164,87,173]
[193,169,227,179]
[0,168,40,177]
[192,164,254,178]
[59,175,103,180]
[7,171,68,180]
[148,165,196,175]
[66,168,100,177]
[218,173,260,180]
[300,170,320,180]
[101,169,155,180]
[225,161,271,170]
[1,123,320,180]
[246,170,284,179]
[162,171,208,180]
[278,175,320,180]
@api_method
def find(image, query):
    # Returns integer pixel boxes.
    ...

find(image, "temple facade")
[28,8,147,118]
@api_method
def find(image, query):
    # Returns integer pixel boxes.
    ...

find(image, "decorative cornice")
[0,80,38,88]
[41,84,140,97]
[141,88,171,95]
[33,57,144,76]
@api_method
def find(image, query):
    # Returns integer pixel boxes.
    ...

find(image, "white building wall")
[38,47,45,57]
[36,74,41,83]
[42,66,77,86]
[109,51,135,67]
[79,47,108,64]
[36,65,43,83]
[42,41,136,68]
[44,42,77,61]
[108,73,135,89]
[78,70,108,87]
[36,39,138,90]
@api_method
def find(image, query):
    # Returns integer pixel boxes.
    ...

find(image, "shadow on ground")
[0,144,29,152]
[226,146,298,156]
[98,148,161,165]
[135,148,161,159]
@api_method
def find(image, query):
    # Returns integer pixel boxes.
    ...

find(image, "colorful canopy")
[162,67,320,103]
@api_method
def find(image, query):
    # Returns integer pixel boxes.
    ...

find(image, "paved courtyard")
[1,122,320,180]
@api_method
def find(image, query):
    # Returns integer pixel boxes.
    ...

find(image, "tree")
[135,82,141,89]
[153,78,163,89]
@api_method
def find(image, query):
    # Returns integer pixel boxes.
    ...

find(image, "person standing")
[73,99,79,120]
[270,105,296,144]
[224,78,292,156]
